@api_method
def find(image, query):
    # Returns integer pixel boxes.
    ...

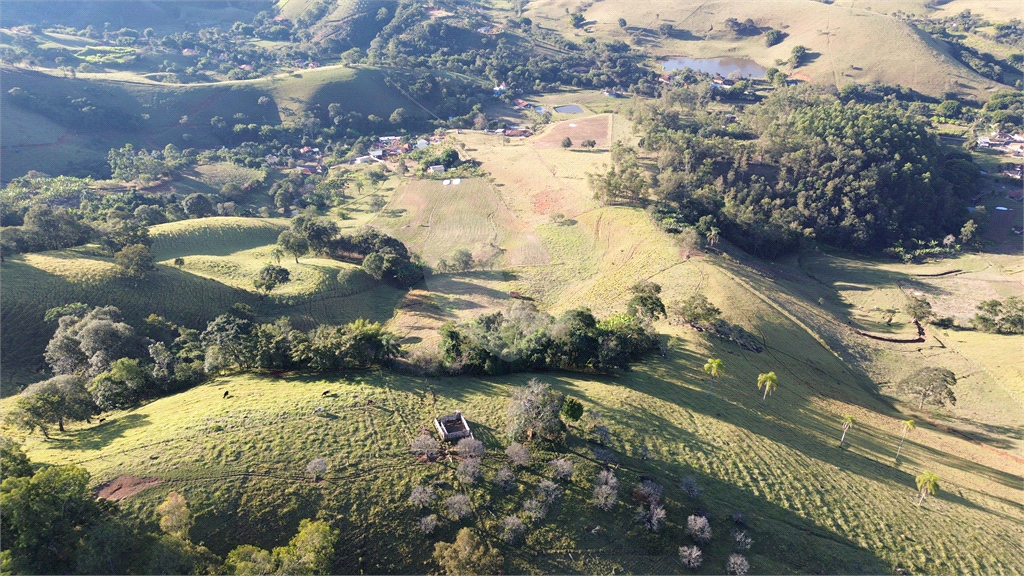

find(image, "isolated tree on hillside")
[895,419,915,463]
[895,367,956,410]
[561,137,573,148]
[916,470,939,506]
[704,358,724,393]
[618,18,627,28]
[757,371,779,406]
[506,379,566,443]
[115,244,156,280]
[8,376,96,437]
[277,230,309,263]
[254,264,290,294]
[838,414,855,448]
[705,226,720,248]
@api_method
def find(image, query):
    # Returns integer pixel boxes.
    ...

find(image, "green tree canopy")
[433,527,504,575]
[0,465,102,574]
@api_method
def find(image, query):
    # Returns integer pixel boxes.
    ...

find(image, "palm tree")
[839,415,855,448]
[703,358,724,393]
[705,227,720,248]
[916,470,939,506]
[895,419,916,463]
[757,372,778,406]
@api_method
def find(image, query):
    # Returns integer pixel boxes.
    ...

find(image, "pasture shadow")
[52,413,149,450]
[664,28,702,41]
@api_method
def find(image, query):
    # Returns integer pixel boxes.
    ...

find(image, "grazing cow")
[223,391,229,398]
[98,418,107,423]
[314,407,324,414]
[322,390,331,397]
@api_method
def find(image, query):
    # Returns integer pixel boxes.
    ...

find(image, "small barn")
[427,164,446,173]
[434,411,472,442]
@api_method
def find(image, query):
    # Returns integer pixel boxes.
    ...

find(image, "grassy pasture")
[5,312,1021,574]
[523,0,1010,99]
[0,216,406,393]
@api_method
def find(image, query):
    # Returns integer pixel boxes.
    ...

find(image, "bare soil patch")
[96,475,164,502]
[533,115,610,149]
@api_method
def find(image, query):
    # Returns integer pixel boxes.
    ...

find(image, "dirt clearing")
[96,475,164,501]
[533,114,612,149]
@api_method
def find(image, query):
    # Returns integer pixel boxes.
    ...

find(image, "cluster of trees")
[7,304,401,436]
[972,297,1024,334]
[0,442,337,575]
[278,218,424,288]
[621,85,981,258]
[438,300,658,376]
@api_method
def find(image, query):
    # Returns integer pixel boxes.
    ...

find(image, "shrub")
[433,528,503,576]
[494,466,516,491]
[419,514,438,534]
[726,553,749,575]
[505,443,530,468]
[444,494,472,520]
[522,498,547,523]
[548,458,574,481]
[733,530,753,550]
[592,468,620,511]
[457,437,485,459]
[636,503,666,532]
[560,397,583,421]
[634,479,663,504]
[410,434,439,459]
[409,485,435,508]
[680,476,703,499]
[593,484,617,511]
[686,514,712,544]
[305,458,327,481]
[457,458,482,485]
[679,545,703,570]
[537,479,563,503]
[499,515,526,543]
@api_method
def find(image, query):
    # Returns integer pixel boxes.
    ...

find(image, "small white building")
[427,165,446,173]
[416,139,429,149]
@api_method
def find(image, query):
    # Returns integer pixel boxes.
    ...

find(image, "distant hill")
[525,0,1014,99]
[0,65,425,181]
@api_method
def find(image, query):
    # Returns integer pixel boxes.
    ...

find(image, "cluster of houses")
[977,131,1024,158]
[352,134,444,165]
[493,124,532,137]
[267,146,324,175]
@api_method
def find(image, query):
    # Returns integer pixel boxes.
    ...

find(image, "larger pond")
[660,56,766,78]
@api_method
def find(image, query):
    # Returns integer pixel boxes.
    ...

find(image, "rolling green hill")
[3,110,1021,575]
[0,64,426,181]
[0,217,405,394]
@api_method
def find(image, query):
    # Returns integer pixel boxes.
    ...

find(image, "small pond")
[660,56,766,78]
[554,104,585,114]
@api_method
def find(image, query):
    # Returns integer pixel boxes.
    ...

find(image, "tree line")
[438,282,665,376]
[6,303,400,437]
